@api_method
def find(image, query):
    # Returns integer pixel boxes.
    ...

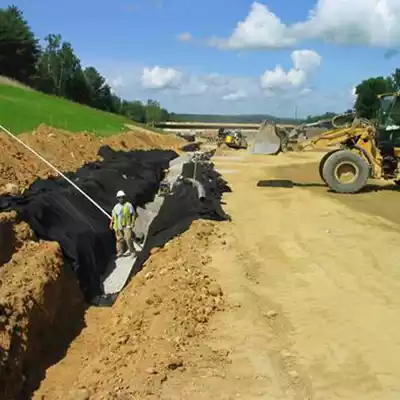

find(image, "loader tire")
[322,150,370,193]
[319,149,342,183]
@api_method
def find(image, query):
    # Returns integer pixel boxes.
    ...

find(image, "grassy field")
[0,82,134,136]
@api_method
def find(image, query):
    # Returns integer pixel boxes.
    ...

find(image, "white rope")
[0,124,112,220]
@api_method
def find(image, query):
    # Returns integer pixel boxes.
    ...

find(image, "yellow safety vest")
[112,202,134,230]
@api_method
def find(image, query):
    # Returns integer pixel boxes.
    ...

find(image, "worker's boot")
[124,242,136,257]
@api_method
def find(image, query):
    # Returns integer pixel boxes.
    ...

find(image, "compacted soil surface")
[3,136,400,399]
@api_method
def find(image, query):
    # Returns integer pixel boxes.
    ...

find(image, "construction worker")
[109,190,136,257]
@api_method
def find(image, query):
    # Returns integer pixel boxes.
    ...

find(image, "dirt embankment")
[34,220,226,400]
[0,125,184,399]
[0,124,184,195]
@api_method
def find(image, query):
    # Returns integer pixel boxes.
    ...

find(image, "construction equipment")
[217,128,248,149]
[251,93,400,193]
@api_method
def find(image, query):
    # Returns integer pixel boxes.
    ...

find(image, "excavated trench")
[0,146,230,399]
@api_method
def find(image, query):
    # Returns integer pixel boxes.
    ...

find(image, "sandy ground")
[199,149,400,400]
[25,147,400,399]
[3,128,400,400]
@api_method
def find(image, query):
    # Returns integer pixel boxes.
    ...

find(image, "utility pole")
[294,105,298,123]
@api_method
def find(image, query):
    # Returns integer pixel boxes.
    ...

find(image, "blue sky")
[3,0,400,116]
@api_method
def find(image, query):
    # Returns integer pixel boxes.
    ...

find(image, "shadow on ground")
[257,179,324,189]
[256,161,400,227]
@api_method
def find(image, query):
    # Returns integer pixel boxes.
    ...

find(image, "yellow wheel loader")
[217,128,248,149]
[251,93,400,193]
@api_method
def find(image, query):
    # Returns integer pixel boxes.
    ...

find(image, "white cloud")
[141,66,183,89]
[177,32,192,42]
[291,50,321,72]
[294,0,400,47]
[201,73,225,85]
[300,87,313,96]
[210,2,294,49]
[109,76,124,90]
[260,50,321,91]
[179,76,209,95]
[102,51,337,115]
[139,51,320,102]
[222,90,247,101]
[210,0,400,49]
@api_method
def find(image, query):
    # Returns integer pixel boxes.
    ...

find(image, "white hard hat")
[116,190,126,198]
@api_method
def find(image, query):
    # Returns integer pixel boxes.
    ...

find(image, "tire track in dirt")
[201,150,400,400]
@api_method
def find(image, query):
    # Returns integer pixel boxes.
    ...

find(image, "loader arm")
[250,116,375,156]
[295,125,370,152]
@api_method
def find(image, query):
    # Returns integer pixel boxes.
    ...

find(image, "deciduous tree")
[354,77,394,119]
[0,5,40,83]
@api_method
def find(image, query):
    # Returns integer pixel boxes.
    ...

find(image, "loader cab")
[376,93,400,148]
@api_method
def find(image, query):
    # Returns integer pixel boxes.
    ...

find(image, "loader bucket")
[250,120,283,155]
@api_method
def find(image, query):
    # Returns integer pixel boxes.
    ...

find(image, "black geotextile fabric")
[0,147,176,300]
[149,158,230,242]
[0,147,231,304]
[95,156,232,306]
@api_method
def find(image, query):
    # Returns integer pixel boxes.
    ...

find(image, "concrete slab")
[101,242,142,295]
[100,152,199,296]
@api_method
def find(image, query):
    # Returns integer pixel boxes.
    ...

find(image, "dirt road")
[184,149,400,400]
[34,149,400,399]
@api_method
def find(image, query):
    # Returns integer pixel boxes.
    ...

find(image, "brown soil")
[0,125,184,399]
[29,148,400,400]
[0,239,86,400]
[0,124,184,194]
[4,137,400,399]
[214,143,239,156]
[0,212,34,267]
[34,220,225,400]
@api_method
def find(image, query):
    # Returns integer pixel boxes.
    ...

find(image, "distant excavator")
[251,93,400,193]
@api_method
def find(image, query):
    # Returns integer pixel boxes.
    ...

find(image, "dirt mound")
[0,239,86,400]
[0,211,34,267]
[0,124,184,399]
[33,220,225,399]
[0,124,184,195]
[214,144,237,156]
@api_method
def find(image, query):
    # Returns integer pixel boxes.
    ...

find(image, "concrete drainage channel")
[100,150,231,302]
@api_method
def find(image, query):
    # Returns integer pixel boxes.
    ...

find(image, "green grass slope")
[0,82,133,136]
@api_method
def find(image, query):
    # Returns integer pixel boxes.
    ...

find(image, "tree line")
[169,113,298,124]
[0,5,170,124]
